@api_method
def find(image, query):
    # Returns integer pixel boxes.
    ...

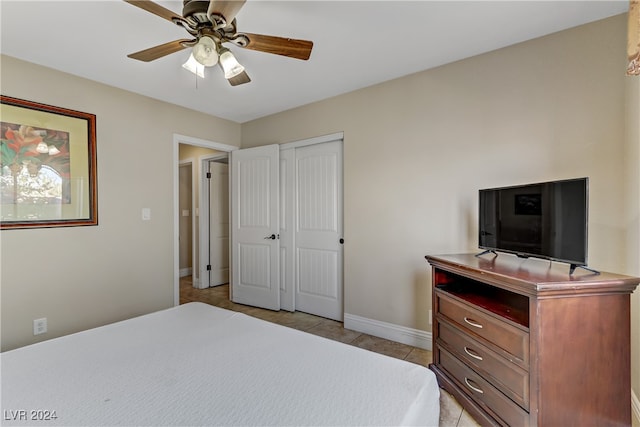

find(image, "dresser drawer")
[438,347,529,427]
[436,291,529,364]
[438,319,529,409]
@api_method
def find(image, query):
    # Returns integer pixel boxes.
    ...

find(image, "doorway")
[173,134,237,305]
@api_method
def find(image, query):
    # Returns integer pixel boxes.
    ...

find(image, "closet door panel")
[294,140,343,321]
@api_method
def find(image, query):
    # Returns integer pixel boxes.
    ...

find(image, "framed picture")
[0,96,97,229]
[628,0,639,75]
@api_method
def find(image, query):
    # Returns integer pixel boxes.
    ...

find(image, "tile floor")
[180,276,480,427]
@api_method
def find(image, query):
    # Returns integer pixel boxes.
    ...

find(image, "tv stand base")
[475,249,497,257]
[569,263,600,275]
[475,250,601,275]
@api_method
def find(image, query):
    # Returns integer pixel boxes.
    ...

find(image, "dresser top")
[425,253,639,296]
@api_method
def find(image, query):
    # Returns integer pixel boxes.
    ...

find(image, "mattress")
[1,302,439,426]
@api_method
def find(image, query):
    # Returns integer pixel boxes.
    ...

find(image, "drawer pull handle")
[464,346,483,361]
[463,317,483,329]
[464,377,484,394]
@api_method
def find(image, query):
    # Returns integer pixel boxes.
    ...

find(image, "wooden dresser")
[425,253,639,427]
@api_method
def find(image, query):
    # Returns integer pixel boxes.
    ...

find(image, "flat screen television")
[478,177,593,274]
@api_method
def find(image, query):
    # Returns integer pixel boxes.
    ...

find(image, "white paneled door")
[230,137,343,319]
[230,145,280,311]
[294,140,343,321]
[208,161,229,286]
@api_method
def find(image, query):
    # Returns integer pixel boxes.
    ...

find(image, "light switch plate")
[142,208,151,221]
[33,318,47,335]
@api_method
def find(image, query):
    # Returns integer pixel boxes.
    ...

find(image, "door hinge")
[206,265,212,271]
[206,172,212,179]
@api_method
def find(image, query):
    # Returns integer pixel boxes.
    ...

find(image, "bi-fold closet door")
[230,135,343,321]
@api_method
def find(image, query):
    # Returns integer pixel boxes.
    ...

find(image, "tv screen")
[479,178,588,267]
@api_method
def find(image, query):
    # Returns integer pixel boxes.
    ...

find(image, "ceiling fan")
[124,0,314,86]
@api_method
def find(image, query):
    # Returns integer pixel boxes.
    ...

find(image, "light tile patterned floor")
[180,276,480,427]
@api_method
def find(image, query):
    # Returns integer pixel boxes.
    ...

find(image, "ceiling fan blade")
[128,39,195,62]
[227,70,251,86]
[240,33,313,60]
[123,0,182,23]
[208,0,247,28]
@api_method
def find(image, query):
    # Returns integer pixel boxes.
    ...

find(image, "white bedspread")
[1,302,439,426]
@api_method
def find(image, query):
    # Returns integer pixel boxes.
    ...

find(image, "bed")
[1,302,440,426]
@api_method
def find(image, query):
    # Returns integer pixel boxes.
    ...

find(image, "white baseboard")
[179,268,192,278]
[344,313,432,351]
[633,389,640,426]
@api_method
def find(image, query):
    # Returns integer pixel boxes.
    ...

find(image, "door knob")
[264,234,277,240]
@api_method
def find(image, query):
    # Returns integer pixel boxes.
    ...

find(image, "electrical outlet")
[429,310,432,325]
[33,318,47,335]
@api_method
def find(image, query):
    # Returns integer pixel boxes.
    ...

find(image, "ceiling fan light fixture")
[123,0,313,87]
[192,36,218,67]
[219,47,245,79]
[182,53,205,78]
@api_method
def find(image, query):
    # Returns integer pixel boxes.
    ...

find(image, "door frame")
[173,133,237,306]
[280,132,343,150]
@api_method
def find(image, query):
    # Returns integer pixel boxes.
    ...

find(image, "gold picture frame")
[0,96,97,229]
[629,0,640,75]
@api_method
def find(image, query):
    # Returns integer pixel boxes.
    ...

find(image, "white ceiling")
[0,1,629,123]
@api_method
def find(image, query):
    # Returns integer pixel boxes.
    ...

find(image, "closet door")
[294,140,343,321]
[230,145,280,311]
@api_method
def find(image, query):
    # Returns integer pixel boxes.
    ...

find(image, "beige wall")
[242,14,639,405]
[178,162,193,271]
[0,55,241,351]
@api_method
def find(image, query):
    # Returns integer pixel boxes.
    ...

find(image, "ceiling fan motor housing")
[182,0,210,25]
